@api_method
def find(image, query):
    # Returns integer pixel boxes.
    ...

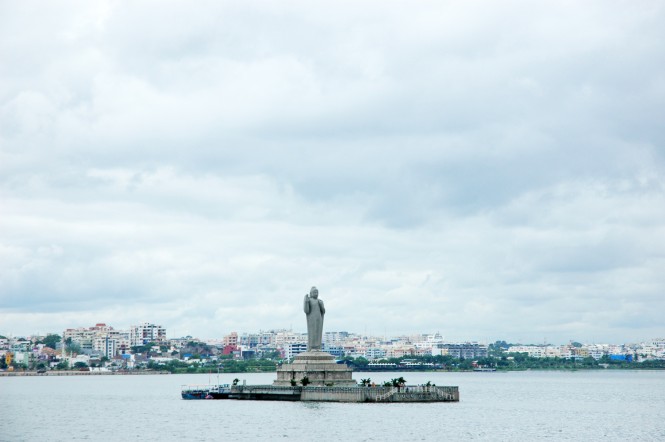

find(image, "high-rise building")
[130,323,166,347]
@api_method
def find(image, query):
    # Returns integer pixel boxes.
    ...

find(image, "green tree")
[457,359,474,370]
[262,350,282,360]
[346,356,369,369]
[131,342,157,354]
[65,341,81,355]
[41,334,62,350]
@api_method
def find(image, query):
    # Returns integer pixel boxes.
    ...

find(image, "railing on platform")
[373,387,398,401]
[365,385,458,401]
[228,384,459,402]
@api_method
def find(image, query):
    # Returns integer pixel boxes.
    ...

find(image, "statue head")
[309,286,319,299]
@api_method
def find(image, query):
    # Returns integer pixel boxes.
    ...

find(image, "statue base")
[273,351,357,387]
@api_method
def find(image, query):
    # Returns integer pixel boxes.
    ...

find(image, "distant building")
[284,342,307,360]
[96,336,116,359]
[433,343,488,359]
[386,346,416,359]
[64,323,125,356]
[239,333,259,348]
[10,339,31,352]
[274,331,306,347]
[223,332,239,347]
[222,344,239,355]
[168,336,193,349]
[130,323,166,347]
[364,347,386,360]
[323,344,345,358]
[324,331,349,344]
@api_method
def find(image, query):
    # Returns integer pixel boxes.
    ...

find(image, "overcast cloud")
[1,0,664,344]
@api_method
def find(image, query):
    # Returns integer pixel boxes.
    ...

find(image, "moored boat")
[181,384,231,399]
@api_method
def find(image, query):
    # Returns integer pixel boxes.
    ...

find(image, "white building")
[364,347,386,360]
[93,336,117,359]
[130,323,166,347]
[274,331,306,347]
[427,333,444,343]
[510,345,540,357]
[64,323,122,356]
[324,331,349,345]
[284,342,307,360]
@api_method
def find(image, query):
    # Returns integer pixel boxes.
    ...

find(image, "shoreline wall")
[0,370,171,376]
[230,384,459,402]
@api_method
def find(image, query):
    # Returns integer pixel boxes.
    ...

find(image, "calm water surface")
[2,370,664,441]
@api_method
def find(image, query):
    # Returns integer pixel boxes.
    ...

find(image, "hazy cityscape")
[2,321,664,373]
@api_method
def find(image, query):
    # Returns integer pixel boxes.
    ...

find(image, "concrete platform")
[230,385,460,402]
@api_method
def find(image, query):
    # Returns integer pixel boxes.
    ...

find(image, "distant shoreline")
[0,370,171,377]
[2,367,663,377]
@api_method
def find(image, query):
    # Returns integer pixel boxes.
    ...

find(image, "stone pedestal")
[273,351,356,387]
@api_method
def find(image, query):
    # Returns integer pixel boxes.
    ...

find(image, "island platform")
[181,383,458,402]
[228,384,459,402]
[182,351,459,402]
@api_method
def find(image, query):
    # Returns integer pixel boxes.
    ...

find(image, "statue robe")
[304,296,325,351]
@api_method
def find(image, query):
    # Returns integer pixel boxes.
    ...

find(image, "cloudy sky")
[1,1,663,344]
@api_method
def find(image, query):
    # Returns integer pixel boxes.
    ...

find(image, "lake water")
[1,370,664,441]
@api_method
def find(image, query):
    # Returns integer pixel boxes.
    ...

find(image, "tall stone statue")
[303,286,325,351]
[274,286,355,386]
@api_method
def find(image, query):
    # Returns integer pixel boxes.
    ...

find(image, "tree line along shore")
[3,353,664,376]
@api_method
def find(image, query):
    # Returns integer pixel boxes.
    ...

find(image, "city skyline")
[1,2,664,344]
[2,321,662,347]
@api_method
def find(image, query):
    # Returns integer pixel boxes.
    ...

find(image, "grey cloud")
[1,1,664,342]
